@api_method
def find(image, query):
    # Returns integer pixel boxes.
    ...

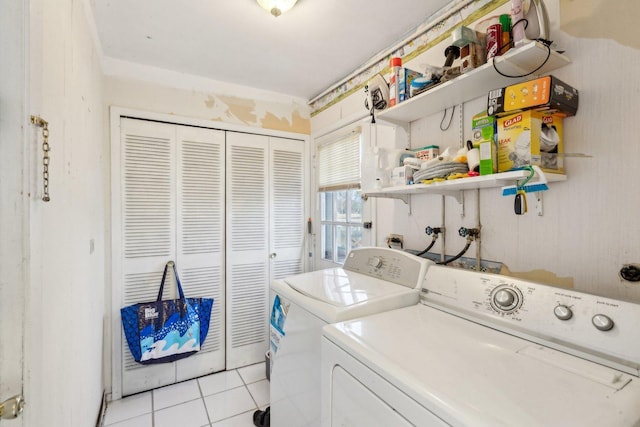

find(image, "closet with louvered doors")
[114,118,225,396]
[113,117,305,397]
[225,132,305,369]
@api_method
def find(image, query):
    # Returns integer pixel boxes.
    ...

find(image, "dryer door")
[321,336,449,427]
[331,366,413,427]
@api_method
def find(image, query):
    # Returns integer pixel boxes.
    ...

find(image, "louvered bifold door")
[175,126,226,380]
[117,118,178,396]
[225,132,269,369]
[269,137,305,282]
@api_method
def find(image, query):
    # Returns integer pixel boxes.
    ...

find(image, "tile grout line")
[238,367,262,410]
[151,389,155,427]
[196,375,214,426]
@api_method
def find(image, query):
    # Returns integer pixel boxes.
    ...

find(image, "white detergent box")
[391,166,413,186]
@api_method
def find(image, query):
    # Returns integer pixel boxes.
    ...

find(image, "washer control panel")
[420,265,640,374]
[343,247,434,289]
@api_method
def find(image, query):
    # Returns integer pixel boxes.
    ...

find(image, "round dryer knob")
[592,314,614,331]
[554,305,573,321]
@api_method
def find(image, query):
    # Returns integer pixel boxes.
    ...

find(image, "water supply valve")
[425,226,442,236]
[458,227,480,240]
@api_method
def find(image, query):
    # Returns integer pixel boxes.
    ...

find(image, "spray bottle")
[389,57,402,107]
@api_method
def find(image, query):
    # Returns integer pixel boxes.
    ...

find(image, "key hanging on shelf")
[513,166,535,215]
[30,115,51,202]
[514,188,528,215]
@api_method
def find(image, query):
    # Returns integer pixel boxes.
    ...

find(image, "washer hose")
[416,236,438,257]
[437,238,472,265]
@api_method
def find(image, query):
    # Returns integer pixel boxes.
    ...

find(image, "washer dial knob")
[369,257,383,269]
[495,289,516,307]
[554,305,573,321]
[592,314,614,331]
[490,285,522,313]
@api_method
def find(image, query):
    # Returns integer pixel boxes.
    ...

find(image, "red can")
[486,23,502,59]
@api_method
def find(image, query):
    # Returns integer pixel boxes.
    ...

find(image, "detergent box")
[497,110,564,173]
[471,112,497,175]
[487,75,579,117]
[412,145,439,161]
[539,113,564,173]
[399,68,422,102]
[390,166,414,186]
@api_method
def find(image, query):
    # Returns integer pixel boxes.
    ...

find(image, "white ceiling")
[91,0,453,101]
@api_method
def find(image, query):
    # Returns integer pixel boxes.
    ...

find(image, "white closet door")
[269,137,305,282]
[175,126,226,380]
[115,119,227,396]
[225,132,270,369]
[117,118,178,396]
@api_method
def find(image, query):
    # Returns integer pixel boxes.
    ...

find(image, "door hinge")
[0,395,25,419]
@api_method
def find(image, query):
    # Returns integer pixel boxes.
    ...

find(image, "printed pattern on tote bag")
[121,262,214,365]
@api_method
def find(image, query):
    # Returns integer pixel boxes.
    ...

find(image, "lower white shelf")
[365,170,567,200]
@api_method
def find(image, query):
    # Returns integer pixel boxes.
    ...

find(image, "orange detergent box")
[497,110,564,173]
[487,75,578,117]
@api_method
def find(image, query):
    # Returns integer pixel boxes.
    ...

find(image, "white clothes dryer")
[269,247,433,427]
[321,265,640,427]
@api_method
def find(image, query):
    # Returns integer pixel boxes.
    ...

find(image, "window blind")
[317,128,361,192]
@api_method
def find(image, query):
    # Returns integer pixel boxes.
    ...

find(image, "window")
[320,190,362,264]
[317,128,362,264]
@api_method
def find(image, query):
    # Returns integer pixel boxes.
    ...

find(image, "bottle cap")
[499,14,511,31]
[390,57,402,67]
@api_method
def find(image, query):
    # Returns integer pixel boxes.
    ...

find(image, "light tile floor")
[104,362,268,427]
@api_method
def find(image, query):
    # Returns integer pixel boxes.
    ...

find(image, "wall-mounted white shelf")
[365,170,567,203]
[377,41,571,124]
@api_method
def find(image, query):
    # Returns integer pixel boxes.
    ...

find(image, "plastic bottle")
[389,57,402,107]
[499,14,511,55]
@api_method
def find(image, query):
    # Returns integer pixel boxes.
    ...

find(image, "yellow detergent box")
[497,110,564,173]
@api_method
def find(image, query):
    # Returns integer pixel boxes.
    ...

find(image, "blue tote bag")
[120,261,214,364]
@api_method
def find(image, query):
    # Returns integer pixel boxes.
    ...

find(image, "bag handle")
[157,261,186,301]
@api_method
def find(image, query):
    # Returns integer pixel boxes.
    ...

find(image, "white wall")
[26,0,106,425]
[312,0,640,303]
[0,0,29,414]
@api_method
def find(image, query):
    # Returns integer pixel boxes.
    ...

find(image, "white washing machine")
[322,265,640,427]
[269,247,434,427]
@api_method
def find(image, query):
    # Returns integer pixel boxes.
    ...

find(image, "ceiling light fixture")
[257,0,298,17]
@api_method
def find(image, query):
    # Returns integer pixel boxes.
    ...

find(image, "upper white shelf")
[365,170,567,200]
[377,41,571,123]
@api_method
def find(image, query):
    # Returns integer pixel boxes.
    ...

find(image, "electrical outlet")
[387,233,404,249]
